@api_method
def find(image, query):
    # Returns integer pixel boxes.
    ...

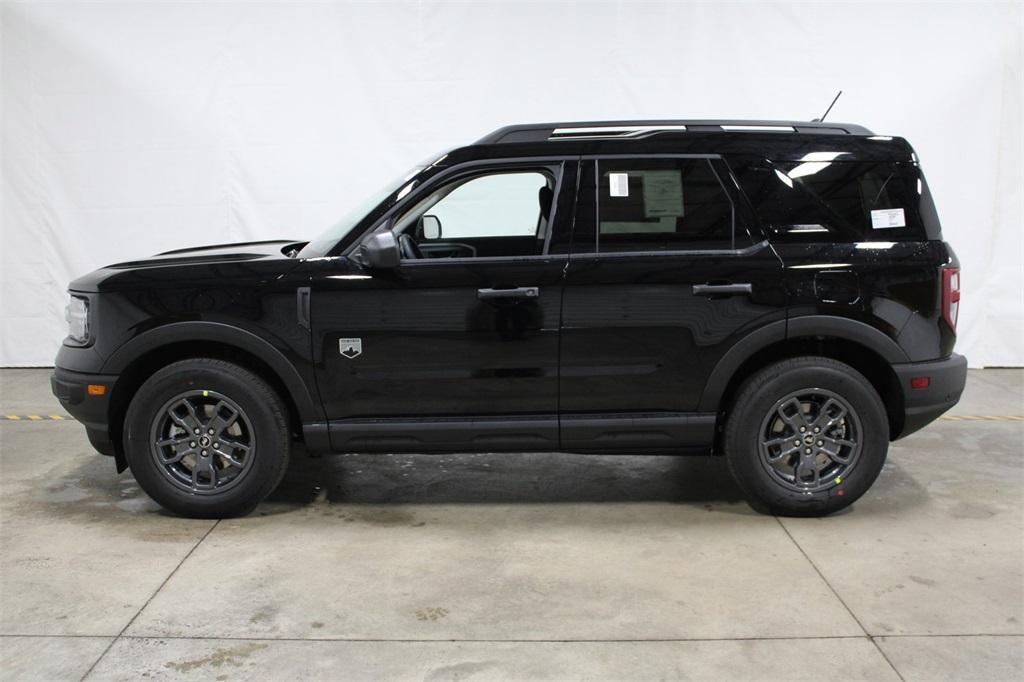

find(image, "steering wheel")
[398,233,423,260]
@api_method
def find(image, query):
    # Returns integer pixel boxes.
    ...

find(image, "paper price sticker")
[871,208,906,229]
[609,172,630,197]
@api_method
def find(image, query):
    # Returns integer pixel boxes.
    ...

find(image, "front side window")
[423,172,548,238]
[392,169,556,259]
[592,159,735,252]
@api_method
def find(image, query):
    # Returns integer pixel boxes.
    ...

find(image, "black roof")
[476,120,874,145]
[436,119,916,165]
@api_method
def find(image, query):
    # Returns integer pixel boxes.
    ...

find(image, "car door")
[310,159,578,453]
[559,155,786,450]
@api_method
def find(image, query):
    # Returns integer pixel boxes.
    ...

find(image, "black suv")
[52,120,967,518]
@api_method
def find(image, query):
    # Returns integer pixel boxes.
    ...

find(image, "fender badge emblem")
[339,338,362,359]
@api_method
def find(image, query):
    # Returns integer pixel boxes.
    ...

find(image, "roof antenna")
[812,90,842,122]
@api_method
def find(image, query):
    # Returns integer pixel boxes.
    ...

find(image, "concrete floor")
[0,369,1021,681]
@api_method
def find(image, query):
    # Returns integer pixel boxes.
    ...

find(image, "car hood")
[68,239,306,292]
[112,239,302,267]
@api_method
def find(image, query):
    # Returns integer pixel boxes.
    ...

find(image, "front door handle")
[692,283,752,296]
[477,287,540,300]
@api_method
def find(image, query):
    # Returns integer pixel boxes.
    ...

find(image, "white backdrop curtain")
[1,0,1021,367]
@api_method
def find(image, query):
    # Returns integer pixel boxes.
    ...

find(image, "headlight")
[65,295,90,345]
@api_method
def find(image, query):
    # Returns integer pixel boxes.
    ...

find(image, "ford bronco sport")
[52,120,967,518]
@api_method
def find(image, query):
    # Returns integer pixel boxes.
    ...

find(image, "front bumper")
[51,367,118,456]
[892,353,968,439]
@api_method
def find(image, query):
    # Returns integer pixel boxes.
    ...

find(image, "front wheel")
[123,358,291,518]
[724,357,889,517]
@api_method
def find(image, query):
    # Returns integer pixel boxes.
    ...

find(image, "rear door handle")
[477,287,540,300]
[692,283,752,296]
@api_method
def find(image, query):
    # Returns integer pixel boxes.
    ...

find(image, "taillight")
[941,266,960,331]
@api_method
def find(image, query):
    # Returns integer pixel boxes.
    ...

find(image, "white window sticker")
[608,172,630,197]
[871,208,906,229]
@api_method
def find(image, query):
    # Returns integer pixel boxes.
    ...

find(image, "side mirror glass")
[358,230,401,269]
[420,215,442,240]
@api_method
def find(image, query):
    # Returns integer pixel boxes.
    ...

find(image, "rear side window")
[593,158,736,252]
[732,157,928,242]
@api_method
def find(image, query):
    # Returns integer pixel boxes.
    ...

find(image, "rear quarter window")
[731,157,929,242]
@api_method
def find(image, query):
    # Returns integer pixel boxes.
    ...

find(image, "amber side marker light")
[87,384,106,396]
[910,377,930,390]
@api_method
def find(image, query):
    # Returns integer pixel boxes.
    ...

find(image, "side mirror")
[420,215,442,240]
[358,230,401,269]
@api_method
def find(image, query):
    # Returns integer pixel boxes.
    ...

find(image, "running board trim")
[317,413,717,454]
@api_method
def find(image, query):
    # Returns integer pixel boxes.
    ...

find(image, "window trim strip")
[566,239,770,260]
[393,239,770,267]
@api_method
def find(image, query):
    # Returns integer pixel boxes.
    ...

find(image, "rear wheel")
[724,357,889,516]
[123,358,290,518]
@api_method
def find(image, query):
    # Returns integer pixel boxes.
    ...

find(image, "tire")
[123,358,291,518]
[724,356,889,517]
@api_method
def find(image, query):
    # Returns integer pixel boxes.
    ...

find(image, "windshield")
[297,166,424,258]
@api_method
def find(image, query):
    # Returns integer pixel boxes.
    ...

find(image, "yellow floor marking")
[940,415,1023,421]
[3,415,69,421]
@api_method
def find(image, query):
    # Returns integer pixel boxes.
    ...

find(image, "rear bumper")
[51,367,118,455]
[892,353,967,439]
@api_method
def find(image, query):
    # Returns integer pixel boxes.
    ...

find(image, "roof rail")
[549,124,691,140]
[477,120,874,144]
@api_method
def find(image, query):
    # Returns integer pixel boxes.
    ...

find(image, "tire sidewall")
[124,360,289,517]
[726,358,889,516]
